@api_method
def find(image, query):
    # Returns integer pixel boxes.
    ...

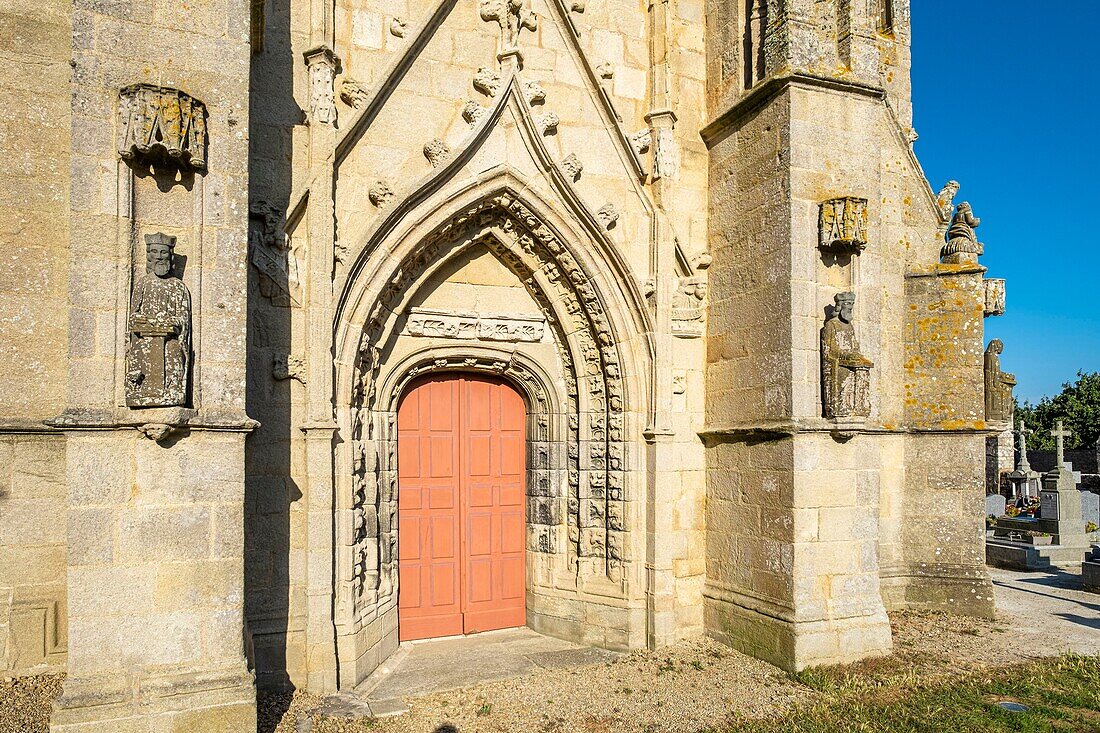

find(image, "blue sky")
[910,3,1099,403]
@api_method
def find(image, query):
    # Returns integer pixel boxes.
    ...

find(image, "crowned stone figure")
[821,292,874,419]
[125,233,192,407]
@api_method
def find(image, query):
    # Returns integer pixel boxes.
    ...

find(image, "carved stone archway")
[331,190,651,672]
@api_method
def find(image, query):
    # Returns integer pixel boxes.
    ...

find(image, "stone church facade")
[0,1,1007,730]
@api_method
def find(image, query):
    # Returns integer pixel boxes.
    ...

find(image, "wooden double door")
[396,374,527,641]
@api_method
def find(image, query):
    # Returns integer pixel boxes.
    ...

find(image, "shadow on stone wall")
[244,0,301,699]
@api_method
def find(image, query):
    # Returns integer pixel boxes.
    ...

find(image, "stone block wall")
[0,436,68,674]
[0,0,73,677]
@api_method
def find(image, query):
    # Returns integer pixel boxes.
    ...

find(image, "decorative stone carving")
[423,138,450,167]
[390,17,408,37]
[694,249,713,271]
[368,180,394,208]
[570,0,586,11]
[935,180,960,221]
[631,129,652,156]
[651,125,681,179]
[525,80,546,105]
[984,339,1016,424]
[596,62,615,81]
[821,292,873,419]
[672,372,687,395]
[338,78,369,109]
[473,67,503,97]
[942,202,983,264]
[304,46,339,126]
[818,197,868,254]
[405,308,545,342]
[983,278,1006,317]
[536,112,559,135]
[273,352,307,383]
[561,153,583,181]
[479,0,538,52]
[249,202,301,307]
[672,276,706,338]
[137,423,176,442]
[117,85,207,172]
[126,234,192,408]
[462,100,487,126]
[596,203,619,230]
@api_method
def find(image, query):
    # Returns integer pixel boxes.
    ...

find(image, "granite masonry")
[0,1,1009,729]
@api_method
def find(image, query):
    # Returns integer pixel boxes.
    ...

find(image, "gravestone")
[985,493,1006,517]
[1081,491,1099,530]
[1036,421,1090,550]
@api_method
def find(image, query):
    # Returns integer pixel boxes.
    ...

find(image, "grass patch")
[726,654,1100,732]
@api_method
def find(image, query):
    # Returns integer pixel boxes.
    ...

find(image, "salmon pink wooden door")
[397,374,526,641]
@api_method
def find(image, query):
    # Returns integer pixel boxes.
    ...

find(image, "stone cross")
[1016,419,1032,472]
[1051,420,1071,467]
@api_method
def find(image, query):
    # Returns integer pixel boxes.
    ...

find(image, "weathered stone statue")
[984,339,1016,423]
[821,292,874,419]
[941,201,984,264]
[125,233,192,407]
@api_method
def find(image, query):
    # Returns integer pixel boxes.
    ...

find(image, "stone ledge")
[41,407,259,434]
[699,419,1000,443]
[905,262,987,279]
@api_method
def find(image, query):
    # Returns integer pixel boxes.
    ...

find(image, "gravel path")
[6,568,1097,733]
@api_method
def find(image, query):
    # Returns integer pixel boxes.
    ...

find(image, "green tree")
[1013,371,1100,451]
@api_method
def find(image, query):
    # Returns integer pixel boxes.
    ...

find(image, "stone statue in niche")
[117,84,207,172]
[821,292,873,419]
[941,201,984,264]
[984,339,1016,423]
[126,234,192,407]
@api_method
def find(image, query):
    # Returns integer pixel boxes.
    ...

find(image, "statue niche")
[126,233,192,407]
[821,292,874,419]
[984,339,1016,424]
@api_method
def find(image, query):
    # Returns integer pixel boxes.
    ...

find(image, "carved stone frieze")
[405,308,546,343]
[126,234,192,408]
[117,84,207,172]
[818,197,869,254]
[423,138,451,167]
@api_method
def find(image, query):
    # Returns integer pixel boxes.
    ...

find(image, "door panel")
[397,374,526,641]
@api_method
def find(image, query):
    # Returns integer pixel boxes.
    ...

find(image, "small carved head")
[834,291,856,323]
[145,233,176,278]
[987,338,1003,354]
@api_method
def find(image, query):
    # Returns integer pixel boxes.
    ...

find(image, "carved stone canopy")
[818,197,868,254]
[118,84,208,172]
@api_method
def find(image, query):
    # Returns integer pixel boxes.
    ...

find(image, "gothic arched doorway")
[396,373,527,641]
